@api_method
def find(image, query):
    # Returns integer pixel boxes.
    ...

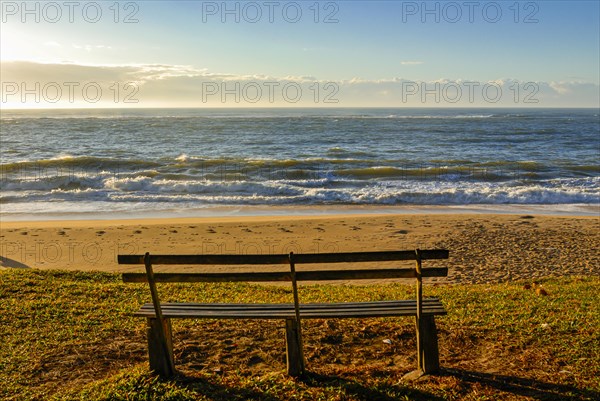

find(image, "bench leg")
[285,319,305,376]
[416,315,440,374]
[147,317,175,378]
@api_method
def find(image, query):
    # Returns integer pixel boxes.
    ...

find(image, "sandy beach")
[1,213,598,284]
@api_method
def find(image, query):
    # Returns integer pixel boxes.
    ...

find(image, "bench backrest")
[119,249,449,283]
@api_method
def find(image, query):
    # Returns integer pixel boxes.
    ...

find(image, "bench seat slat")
[148,299,444,309]
[133,299,447,319]
[134,309,447,319]
[122,267,448,283]
[136,310,447,317]
[137,306,447,315]
[139,305,445,314]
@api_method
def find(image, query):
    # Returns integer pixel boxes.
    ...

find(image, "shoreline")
[1,203,598,222]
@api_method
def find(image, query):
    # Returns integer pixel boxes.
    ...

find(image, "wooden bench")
[119,249,449,378]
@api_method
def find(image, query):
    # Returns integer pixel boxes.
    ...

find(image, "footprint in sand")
[279,227,292,233]
[133,230,142,234]
[20,232,28,235]
[242,228,253,233]
[350,226,361,231]
[170,230,178,233]
[207,229,216,234]
[394,230,409,235]
[96,231,106,236]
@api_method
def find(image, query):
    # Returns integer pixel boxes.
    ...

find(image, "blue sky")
[1,1,599,107]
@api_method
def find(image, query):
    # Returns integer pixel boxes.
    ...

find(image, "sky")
[1,0,599,108]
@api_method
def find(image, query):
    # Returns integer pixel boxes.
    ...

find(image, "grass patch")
[1,270,598,400]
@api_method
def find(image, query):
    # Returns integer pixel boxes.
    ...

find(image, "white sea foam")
[2,173,597,211]
[1,108,598,216]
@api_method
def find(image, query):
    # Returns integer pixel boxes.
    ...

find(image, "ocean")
[1,108,598,218]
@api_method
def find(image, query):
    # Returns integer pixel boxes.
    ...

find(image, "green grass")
[0,269,598,400]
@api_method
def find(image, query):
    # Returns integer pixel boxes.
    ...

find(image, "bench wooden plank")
[137,311,448,318]
[136,304,445,311]
[136,305,446,315]
[133,299,447,319]
[136,310,448,318]
[122,267,448,283]
[117,249,449,266]
[123,271,291,283]
[136,304,447,313]
[293,250,449,263]
[152,299,443,309]
[134,308,447,319]
[297,267,448,280]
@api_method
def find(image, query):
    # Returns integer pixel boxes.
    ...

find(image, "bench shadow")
[443,368,599,400]
[174,373,283,401]
[153,368,597,400]
[172,370,444,401]
[300,371,445,401]
[0,256,30,269]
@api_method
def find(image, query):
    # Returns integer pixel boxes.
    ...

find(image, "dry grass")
[0,269,598,400]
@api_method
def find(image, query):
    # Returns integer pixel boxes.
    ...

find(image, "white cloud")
[1,61,598,108]
[549,81,572,95]
[400,61,424,65]
[72,44,113,52]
